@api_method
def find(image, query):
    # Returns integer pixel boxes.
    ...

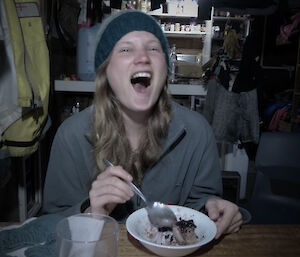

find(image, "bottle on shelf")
[72,102,80,114]
[169,44,177,83]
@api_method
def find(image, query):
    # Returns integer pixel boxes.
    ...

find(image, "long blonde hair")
[91,59,172,185]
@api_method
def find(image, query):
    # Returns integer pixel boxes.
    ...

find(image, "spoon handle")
[103,159,147,203]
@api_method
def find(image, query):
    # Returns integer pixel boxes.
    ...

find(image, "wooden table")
[1,222,300,257]
[118,224,300,257]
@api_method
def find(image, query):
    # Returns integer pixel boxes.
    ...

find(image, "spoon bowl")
[146,201,178,228]
[103,159,177,228]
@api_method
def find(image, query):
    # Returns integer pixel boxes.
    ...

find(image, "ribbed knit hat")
[94,10,170,71]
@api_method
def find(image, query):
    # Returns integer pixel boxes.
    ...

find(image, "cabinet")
[146,3,211,110]
[149,6,251,64]
[148,4,211,64]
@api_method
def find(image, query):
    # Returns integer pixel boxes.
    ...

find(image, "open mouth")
[130,72,151,87]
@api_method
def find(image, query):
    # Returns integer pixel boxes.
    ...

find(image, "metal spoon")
[103,159,177,228]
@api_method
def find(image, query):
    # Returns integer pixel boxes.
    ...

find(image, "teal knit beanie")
[94,10,170,71]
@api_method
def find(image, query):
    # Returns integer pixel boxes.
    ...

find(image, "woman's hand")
[205,198,243,239]
[89,165,134,215]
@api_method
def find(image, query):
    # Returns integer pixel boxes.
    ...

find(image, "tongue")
[133,83,147,93]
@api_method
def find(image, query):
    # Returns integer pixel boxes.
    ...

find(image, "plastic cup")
[56,213,119,257]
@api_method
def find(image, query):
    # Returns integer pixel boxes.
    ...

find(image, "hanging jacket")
[0,0,50,157]
[0,0,22,145]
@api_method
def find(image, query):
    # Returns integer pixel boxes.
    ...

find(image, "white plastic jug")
[76,23,101,81]
[222,142,249,200]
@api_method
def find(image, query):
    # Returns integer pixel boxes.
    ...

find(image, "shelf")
[213,16,249,21]
[148,7,198,18]
[55,80,95,93]
[164,31,205,38]
[150,13,198,18]
[169,83,207,96]
[54,80,207,96]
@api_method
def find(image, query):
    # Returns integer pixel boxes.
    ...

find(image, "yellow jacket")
[0,0,50,157]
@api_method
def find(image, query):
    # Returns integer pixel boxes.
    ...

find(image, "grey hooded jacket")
[43,101,222,220]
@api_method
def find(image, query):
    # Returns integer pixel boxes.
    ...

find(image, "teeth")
[132,72,151,79]
[131,72,151,87]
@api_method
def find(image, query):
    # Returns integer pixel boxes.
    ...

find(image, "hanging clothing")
[203,79,260,144]
[268,105,289,131]
[223,29,241,60]
[0,0,21,143]
[232,33,264,93]
[277,10,300,45]
[0,0,50,157]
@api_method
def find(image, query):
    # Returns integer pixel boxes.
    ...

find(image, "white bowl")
[126,205,216,257]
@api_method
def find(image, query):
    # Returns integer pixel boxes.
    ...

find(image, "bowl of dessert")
[126,205,216,257]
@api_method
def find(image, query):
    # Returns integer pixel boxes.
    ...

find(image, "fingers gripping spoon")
[103,159,177,228]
